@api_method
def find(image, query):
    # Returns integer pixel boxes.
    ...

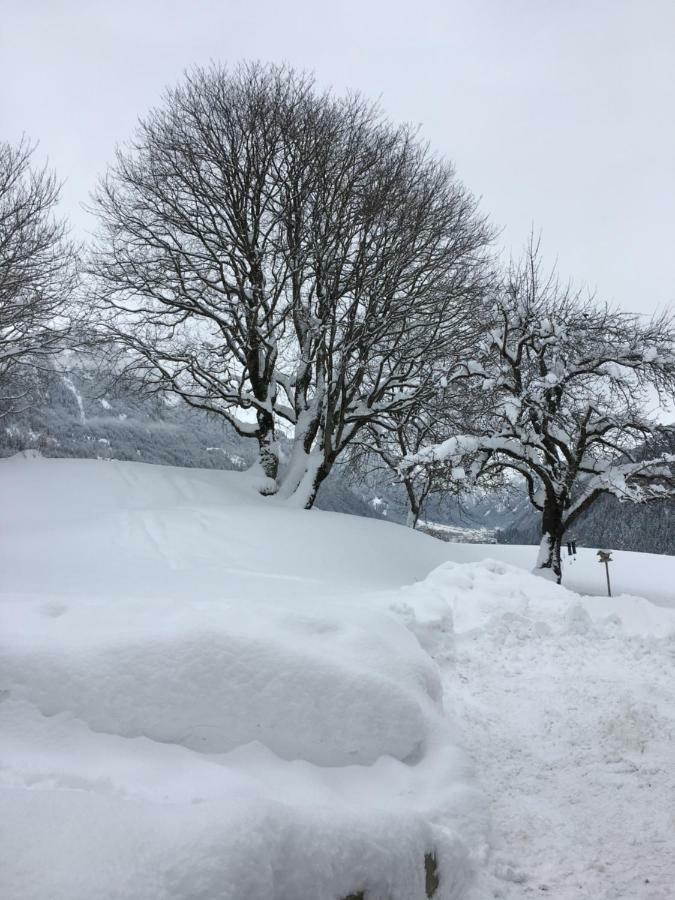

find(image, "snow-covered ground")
[444,542,675,610]
[427,563,675,899]
[1,455,674,899]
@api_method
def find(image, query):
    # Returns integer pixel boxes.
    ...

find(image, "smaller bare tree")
[349,366,492,528]
[0,138,78,414]
[404,238,675,583]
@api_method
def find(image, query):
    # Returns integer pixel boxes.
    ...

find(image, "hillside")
[1,359,381,521]
[6,358,674,553]
[2,456,674,898]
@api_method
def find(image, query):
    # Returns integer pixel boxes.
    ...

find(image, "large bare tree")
[405,239,675,582]
[90,62,493,505]
[0,138,78,414]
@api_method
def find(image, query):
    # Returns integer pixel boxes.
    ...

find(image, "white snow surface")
[1,455,674,899]
[430,560,675,899]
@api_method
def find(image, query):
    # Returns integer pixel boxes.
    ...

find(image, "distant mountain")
[498,488,675,556]
[3,356,254,472]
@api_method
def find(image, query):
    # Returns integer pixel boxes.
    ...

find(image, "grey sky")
[2,0,673,315]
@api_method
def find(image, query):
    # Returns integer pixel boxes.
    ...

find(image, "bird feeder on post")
[597,550,613,597]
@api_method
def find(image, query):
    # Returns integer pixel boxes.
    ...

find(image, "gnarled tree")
[90,62,493,505]
[404,239,675,582]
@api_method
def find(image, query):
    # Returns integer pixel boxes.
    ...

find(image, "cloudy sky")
[2,0,673,315]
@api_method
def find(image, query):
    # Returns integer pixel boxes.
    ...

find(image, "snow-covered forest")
[2,20,675,900]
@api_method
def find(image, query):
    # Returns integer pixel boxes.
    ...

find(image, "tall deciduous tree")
[0,138,78,413]
[90,62,493,506]
[404,239,675,582]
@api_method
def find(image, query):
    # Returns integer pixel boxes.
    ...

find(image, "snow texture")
[0,456,482,900]
[2,455,674,899]
[429,560,675,899]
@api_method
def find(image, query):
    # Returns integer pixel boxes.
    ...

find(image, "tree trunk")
[403,478,421,529]
[278,455,329,509]
[276,445,328,509]
[256,408,279,491]
[535,500,564,584]
[301,460,330,510]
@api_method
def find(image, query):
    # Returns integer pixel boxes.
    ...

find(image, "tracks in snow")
[449,621,675,899]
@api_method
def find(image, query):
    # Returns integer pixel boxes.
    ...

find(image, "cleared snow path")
[425,562,675,900]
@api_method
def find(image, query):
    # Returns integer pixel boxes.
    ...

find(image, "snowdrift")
[439,541,675,609]
[0,456,483,900]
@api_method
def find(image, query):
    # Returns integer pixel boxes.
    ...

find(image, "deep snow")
[440,541,675,610]
[1,455,674,899]
[0,456,484,900]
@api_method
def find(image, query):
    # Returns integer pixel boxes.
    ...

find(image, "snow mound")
[1,598,441,765]
[409,558,675,639]
[0,457,484,900]
[437,541,675,609]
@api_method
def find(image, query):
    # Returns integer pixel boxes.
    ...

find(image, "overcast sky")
[2,0,673,315]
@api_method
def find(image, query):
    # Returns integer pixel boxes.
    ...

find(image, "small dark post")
[597,550,613,597]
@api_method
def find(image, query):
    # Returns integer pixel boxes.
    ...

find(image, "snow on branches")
[404,237,675,583]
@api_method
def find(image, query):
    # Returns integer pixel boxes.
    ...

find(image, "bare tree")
[404,238,675,582]
[0,138,78,414]
[90,62,494,505]
[274,100,494,507]
[348,361,492,528]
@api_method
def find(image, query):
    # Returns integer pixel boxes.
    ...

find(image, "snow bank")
[0,695,476,900]
[1,597,441,765]
[0,456,484,900]
[439,541,675,609]
[405,557,675,640]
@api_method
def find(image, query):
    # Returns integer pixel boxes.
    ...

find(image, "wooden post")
[597,550,613,597]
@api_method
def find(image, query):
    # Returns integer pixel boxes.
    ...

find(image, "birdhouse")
[596,550,613,596]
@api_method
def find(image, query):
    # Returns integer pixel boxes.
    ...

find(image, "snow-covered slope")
[2,454,453,599]
[0,455,483,900]
[2,456,674,899]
